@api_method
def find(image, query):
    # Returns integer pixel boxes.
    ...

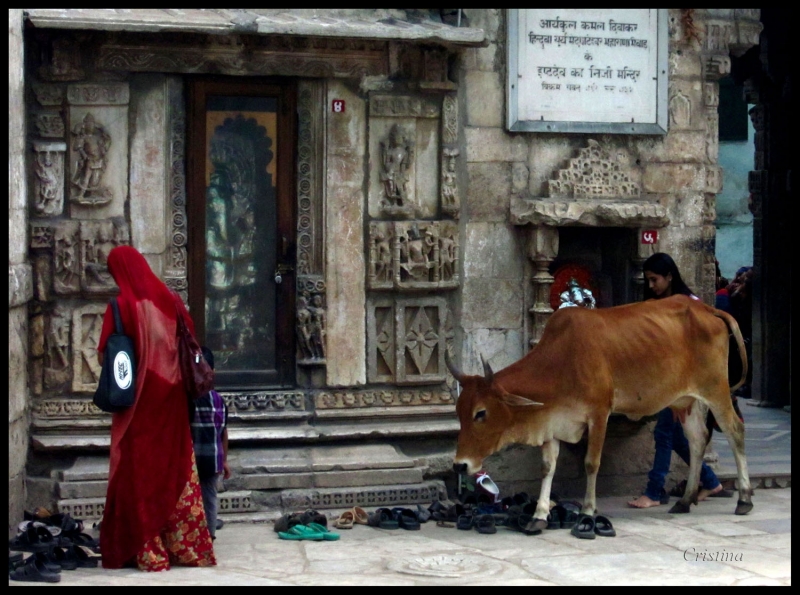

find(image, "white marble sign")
[507,9,668,134]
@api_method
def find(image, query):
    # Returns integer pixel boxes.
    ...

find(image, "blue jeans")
[644,408,720,501]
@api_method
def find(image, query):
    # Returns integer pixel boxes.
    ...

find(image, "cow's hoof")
[668,500,692,514]
[734,500,753,515]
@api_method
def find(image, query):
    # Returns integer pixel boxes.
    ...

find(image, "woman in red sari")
[97,246,216,571]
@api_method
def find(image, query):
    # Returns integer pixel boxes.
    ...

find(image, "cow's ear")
[500,393,545,407]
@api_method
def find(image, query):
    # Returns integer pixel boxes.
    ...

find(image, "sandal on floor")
[593,515,616,537]
[305,522,340,541]
[456,514,474,531]
[300,509,328,528]
[9,554,61,583]
[475,514,497,535]
[369,508,399,530]
[436,520,455,528]
[333,511,355,530]
[351,506,369,525]
[8,524,56,553]
[392,508,421,531]
[570,514,597,540]
[546,505,565,530]
[278,524,324,541]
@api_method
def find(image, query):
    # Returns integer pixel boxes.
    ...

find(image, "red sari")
[97,246,216,571]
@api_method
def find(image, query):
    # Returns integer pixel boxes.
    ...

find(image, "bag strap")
[111,298,125,335]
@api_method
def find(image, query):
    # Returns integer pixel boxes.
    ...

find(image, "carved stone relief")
[315,388,452,409]
[546,139,640,198]
[71,304,106,393]
[442,94,458,145]
[297,275,327,366]
[31,224,54,249]
[367,297,450,385]
[69,112,113,206]
[38,36,85,82]
[32,141,67,216]
[67,83,130,106]
[370,95,440,119]
[163,78,188,299]
[53,221,81,295]
[378,123,415,218]
[221,391,306,415]
[44,306,71,390]
[32,84,65,107]
[95,36,388,79]
[669,90,692,129]
[369,221,460,291]
[32,112,65,138]
[441,147,460,219]
[80,220,129,294]
[32,398,103,420]
[296,80,325,278]
[51,219,130,296]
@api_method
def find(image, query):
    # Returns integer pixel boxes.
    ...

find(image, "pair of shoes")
[333,506,369,529]
[368,508,399,530]
[8,523,58,553]
[39,545,99,570]
[278,523,339,541]
[9,553,61,583]
[475,514,497,534]
[546,501,580,530]
[392,508,421,530]
[430,502,465,524]
[570,514,617,539]
[456,514,473,530]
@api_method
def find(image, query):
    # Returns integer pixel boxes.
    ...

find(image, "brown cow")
[447,294,752,531]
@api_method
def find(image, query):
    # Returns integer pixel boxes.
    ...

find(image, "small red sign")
[641,230,658,244]
[332,99,345,113]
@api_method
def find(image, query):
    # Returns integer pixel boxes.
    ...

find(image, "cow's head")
[446,351,543,475]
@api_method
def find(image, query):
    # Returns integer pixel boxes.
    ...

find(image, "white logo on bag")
[113,352,133,390]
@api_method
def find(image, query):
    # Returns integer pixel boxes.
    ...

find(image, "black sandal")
[9,554,61,583]
[8,523,56,553]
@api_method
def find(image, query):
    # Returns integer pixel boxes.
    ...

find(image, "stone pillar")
[526,226,558,347]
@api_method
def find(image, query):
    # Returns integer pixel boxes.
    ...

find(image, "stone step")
[58,480,447,522]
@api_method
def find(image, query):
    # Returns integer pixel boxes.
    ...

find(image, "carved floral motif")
[546,139,640,198]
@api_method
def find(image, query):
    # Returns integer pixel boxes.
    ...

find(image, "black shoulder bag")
[93,298,136,413]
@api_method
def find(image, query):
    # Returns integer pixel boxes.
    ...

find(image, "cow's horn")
[445,349,464,382]
[481,355,494,383]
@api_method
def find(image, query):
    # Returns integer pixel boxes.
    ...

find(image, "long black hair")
[642,252,694,300]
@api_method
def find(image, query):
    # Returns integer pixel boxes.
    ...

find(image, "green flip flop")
[278,524,324,541]
[305,522,340,541]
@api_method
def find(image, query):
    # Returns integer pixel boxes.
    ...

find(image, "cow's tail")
[712,308,748,392]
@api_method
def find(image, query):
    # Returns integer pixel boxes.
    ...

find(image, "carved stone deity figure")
[310,294,327,360]
[71,113,112,204]
[400,225,435,282]
[439,233,457,282]
[441,147,459,208]
[33,144,65,216]
[373,227,393,283]
[379,124,413,207]
[559,278,597,309]
[296,294,315,360]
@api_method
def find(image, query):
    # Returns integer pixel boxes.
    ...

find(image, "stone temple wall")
[454,8,761,495]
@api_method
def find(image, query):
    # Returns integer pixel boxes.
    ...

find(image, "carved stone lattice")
[296,275,326,365]
[441,147,460,219]
[164,78,188,300]
[547,139,640,198]
[71,305,106,394]
[70,112,113,206]
[32,141,67,216]
[310,483,444,510]
[368,297,450,385]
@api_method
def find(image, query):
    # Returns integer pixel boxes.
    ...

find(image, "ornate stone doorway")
[187,79,297,388]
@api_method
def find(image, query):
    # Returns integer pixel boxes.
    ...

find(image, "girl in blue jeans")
[627,253,725,508]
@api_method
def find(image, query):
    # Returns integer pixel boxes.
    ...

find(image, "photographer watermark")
[684,547,743,562]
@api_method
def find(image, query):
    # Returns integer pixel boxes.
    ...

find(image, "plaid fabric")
[191,390,228,480]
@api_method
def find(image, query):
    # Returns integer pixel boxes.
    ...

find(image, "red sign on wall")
[641,230,658,244]
[332,99,345,113]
